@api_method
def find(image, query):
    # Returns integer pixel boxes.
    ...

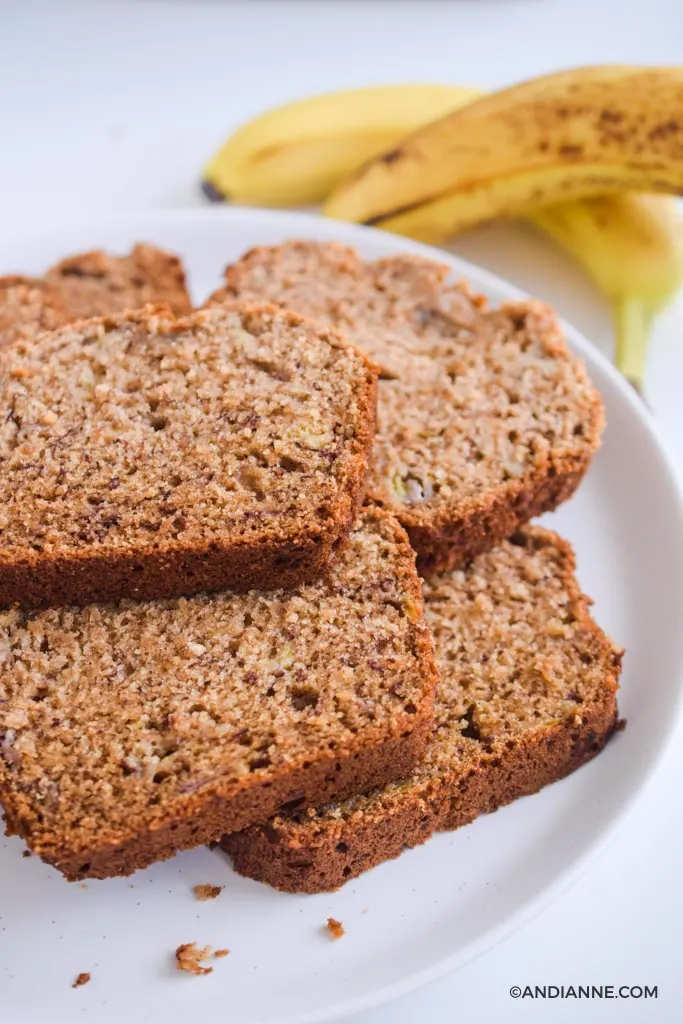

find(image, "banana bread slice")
[222,527,622,893]
[213,242,603,573]
[0,509,437,880]
[0,276,70,350]
[0,302,377,607]
[45,243,191,318]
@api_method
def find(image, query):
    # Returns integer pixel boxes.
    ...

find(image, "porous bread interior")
[262,527,618,828]
[0,302,372,555]
[218,242,602,523]
[0,510,429,857]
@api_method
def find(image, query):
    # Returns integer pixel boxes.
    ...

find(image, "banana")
[531,194,683,392]
[201,74,683,392]
[324,66,683,231]
[202,84,480,206]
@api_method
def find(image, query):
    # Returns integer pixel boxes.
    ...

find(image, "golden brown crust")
[216,241,604,572]
[0,510,437,881]
[224,696,618,893]
[404,450,595,573]
[2,718,432,881]
[0,303,377,607]
[45,244,192,318]
[0,516,353,609]
[0,276,70,351]
[221,527,622,893]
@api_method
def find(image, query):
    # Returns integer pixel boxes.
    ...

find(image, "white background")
[2,1,683,1021]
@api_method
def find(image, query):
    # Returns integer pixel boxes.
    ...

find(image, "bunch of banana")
[203,69,683,392]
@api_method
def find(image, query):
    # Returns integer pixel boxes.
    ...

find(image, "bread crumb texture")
[0,509,436,878]
[0,276,69,351]
[45,244,191,319]
[326,917,344,939]
[193,883,223,901]
[175,943,213,976]
[71,972,90,988]
[0,301,377,605]
[222,527,622,892]
[216,242,604,570]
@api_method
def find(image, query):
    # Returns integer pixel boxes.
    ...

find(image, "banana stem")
[612,295,654,396]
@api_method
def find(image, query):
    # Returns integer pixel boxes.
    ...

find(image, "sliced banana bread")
[0,302,377,607]
[222,527,621,892]
[213,242,603,573]
[0,509,437,880]
[45,243,192,318]
[0,276,70,350]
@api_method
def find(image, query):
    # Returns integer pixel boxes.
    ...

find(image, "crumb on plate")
[72,972,90,988]
[326,917,344,940]
[176,942,214,976]
[192,883,223,901]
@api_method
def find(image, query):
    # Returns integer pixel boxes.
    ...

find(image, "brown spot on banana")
[380,149,406,165]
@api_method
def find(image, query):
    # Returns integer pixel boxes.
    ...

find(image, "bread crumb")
[72,972,90,988]
[326,917,344,940]
[79,882,88,890]
[176,942,214,976]
[21,850,31,858]
[192,883,223,901]
[214,948,230,958]
[615,717,628,732]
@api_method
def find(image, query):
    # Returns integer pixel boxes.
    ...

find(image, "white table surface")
[2,1,683,1021]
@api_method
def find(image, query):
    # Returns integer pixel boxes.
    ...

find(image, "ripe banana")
[324,66,683,231]
[531,194,683,392]
[202,83,480,206]
[201,73,683,392]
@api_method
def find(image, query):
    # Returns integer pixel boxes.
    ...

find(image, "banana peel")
[324,66,683,227]
[530,194,683,393]
[203,83,480,206]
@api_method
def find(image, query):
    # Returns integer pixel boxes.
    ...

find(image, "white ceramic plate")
[1,208,683,1024]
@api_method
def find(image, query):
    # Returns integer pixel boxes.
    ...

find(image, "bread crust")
[2,704,433,881]
[45,244,192,318]
[0,304,377,607]
[402,449,596,573]
[223,694,618,893]
[221,527,622,893]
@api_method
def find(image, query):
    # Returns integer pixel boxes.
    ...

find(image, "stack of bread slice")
[0,240,621,890]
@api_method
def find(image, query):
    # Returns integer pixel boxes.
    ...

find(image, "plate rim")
[3,205,683,1024]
